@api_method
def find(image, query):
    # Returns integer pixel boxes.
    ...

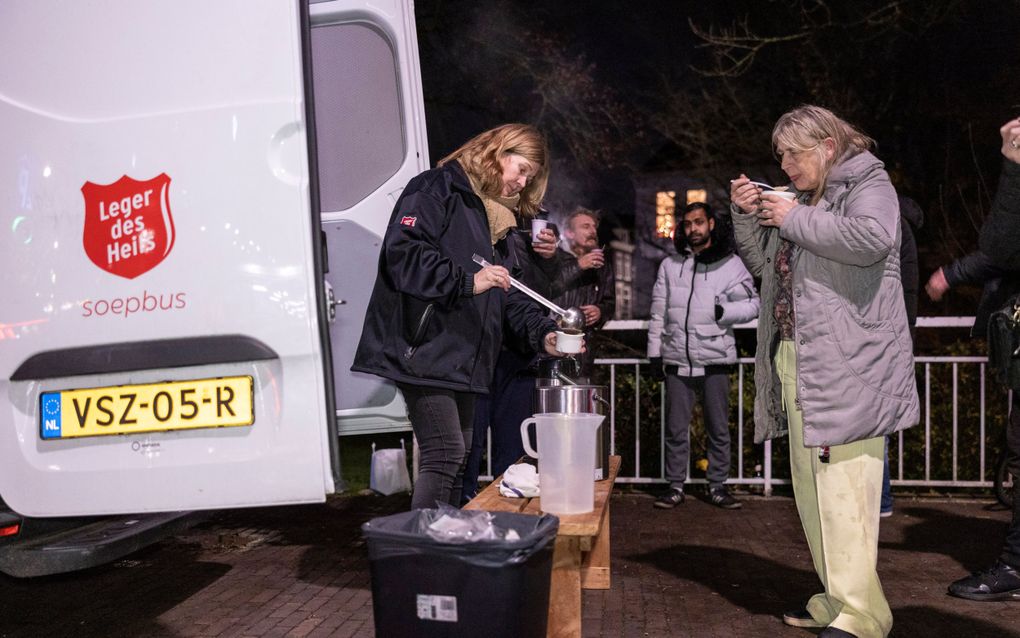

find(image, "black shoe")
[782,608,823,628]
[818,628,857,638]
[948,561,1020,601]
[654,488,684,509]
[709,486,742,509]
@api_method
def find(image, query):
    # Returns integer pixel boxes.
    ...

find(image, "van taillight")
[0,523,20,537]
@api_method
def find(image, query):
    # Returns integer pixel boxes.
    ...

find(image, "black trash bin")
[362,509,558,638]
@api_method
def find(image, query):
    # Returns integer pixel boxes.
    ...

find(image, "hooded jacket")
[732,150,920,447]
[352,162,557,392]
[647,231,760,376]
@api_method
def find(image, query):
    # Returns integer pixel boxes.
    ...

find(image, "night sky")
[414,0,1020,316]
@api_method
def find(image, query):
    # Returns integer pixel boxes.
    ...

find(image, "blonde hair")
[772,105,875,204]
[439,123,550,217]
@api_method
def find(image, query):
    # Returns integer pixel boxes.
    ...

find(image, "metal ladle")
[471,253,585,331]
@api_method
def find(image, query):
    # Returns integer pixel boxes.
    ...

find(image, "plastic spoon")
[730,179,778,190]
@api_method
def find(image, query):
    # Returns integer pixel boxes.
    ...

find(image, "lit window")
[686,189,707,205]
[656,191,676,238]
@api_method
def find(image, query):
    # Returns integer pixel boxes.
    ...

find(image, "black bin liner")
[362,509,559,638]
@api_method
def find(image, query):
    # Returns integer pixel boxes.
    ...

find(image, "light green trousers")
[775,340,892,638]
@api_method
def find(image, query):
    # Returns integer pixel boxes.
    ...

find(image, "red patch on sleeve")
[400,216,417,227]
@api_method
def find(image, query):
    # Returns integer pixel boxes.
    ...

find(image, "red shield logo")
[81,174,175,279]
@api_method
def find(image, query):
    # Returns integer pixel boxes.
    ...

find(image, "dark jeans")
[461,349,534,502]
[398,384,475,510]
[663,367,731,489]
[1002,392,1020,569]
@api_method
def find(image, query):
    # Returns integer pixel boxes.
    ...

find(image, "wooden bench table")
[464,455,621,638]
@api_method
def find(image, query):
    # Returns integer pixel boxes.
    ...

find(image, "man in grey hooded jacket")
[647,202,760,510]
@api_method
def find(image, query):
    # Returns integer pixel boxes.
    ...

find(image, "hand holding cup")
[578,248,605,270]
[531,218,548,242]
[757,190,797,227]
[553,329,584,354]
[532,226,558,259]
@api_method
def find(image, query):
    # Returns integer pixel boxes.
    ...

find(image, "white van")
[0,0,426,575]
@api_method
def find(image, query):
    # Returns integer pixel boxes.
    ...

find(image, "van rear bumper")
[0,508,203,578]
[11,335,278,381]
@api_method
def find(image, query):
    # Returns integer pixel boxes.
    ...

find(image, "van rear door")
[0,1,343,516]
[308,0,430,435]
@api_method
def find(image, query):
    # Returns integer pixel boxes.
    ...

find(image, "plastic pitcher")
[520,413,604,515]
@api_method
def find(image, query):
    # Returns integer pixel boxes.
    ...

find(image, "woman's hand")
[1001,117,1020,164]
[730,174,762,215]
[757,193,797,228]
[532,228,558,259]
[473,265,511,294]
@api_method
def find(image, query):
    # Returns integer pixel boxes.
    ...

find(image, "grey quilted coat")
[732,150,920,447]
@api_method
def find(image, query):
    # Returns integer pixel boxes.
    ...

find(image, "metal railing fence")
[592,356,1012,496]
[477,318,1013,497]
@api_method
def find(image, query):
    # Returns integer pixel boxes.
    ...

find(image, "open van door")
[0,0,424,517]
[308,1,429,436]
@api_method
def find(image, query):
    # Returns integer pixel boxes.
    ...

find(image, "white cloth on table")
[498,463,540,498]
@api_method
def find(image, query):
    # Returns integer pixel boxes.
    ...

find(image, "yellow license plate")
[40,376,254,439]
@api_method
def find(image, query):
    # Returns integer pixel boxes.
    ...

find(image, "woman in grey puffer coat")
[730,105,919,638]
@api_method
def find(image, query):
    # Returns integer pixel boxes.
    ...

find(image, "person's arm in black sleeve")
[942,250,1005,288]
[503,288,559,354]
[980,160,1020,270]
[382,189,471,306]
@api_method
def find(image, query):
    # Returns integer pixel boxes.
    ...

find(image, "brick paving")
[0,490,1018,637]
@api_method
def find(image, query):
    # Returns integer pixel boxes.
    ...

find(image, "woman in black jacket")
[353,124,566,509]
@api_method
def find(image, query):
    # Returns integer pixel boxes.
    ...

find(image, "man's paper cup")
[531,218,549,242]
[555,330,583,354]
[762,190,796,202]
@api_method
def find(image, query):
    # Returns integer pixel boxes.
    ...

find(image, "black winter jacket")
[352,162,557,393]
[978,159,1020,338]
[980,160,1020,270]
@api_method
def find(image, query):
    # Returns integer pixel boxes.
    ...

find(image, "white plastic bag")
[369,439,412,496]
